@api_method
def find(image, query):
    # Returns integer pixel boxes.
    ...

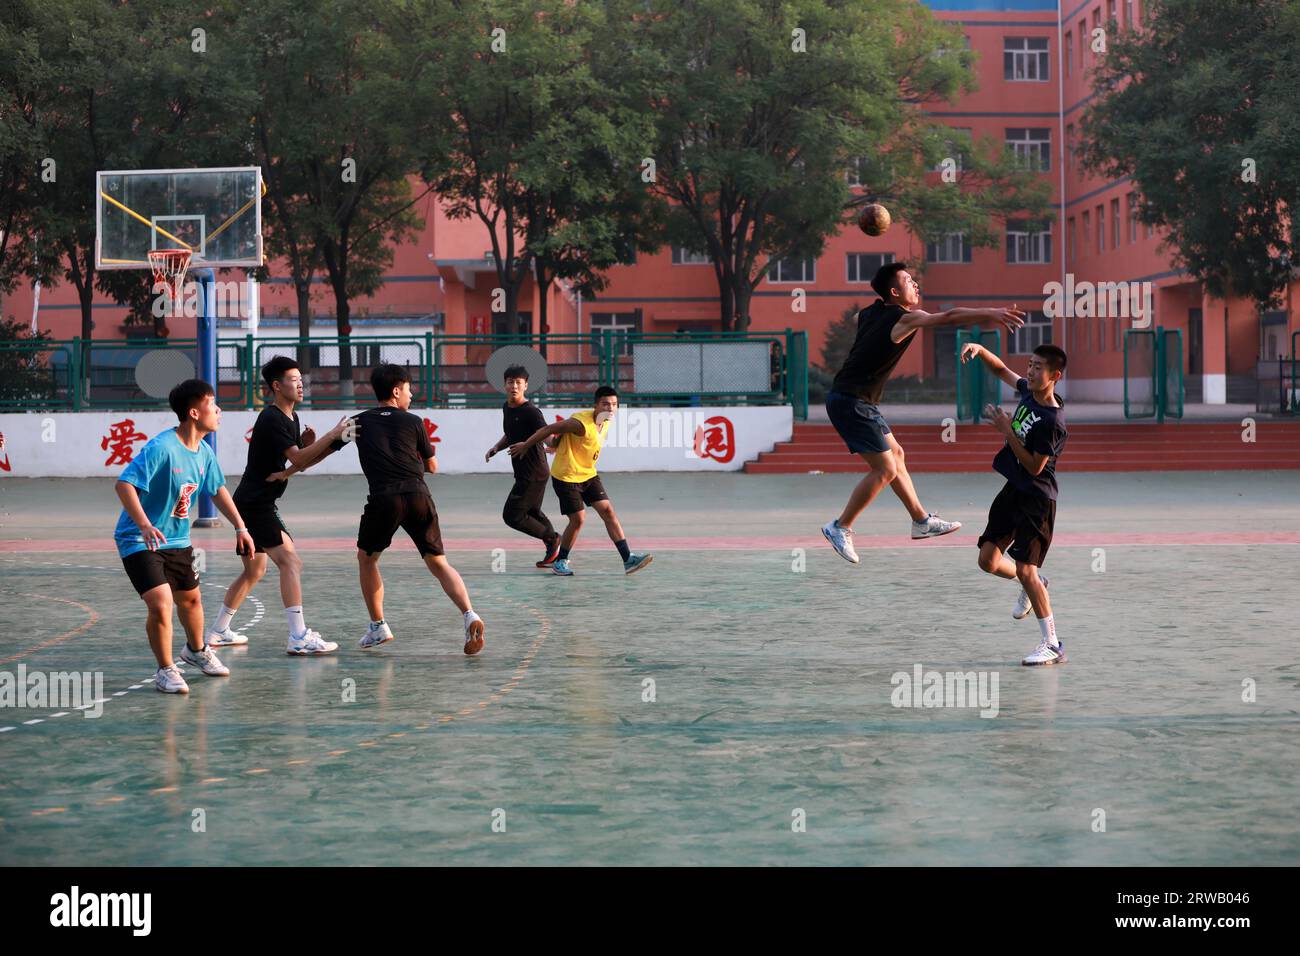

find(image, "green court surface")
[1,472,1298,866]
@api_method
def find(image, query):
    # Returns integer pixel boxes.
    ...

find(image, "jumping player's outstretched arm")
[890,305,1026,343]
[508,417,583,458]
[960,343,1022,389]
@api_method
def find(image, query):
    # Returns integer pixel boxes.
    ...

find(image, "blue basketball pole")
[193,268,221,527]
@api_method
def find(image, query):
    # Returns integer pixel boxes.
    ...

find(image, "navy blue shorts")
[826,389,892,455]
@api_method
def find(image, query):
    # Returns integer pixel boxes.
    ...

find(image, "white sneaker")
[1022,639,1066,666]
[359,622,394,649]
[207,626,248,647]
[463,613,485,656]
[821,519,860,564]
[179,643,230,676]
[154,664,190,694]
[288,628,339,656]
[911,513,962,539]
[1012,575,1049,620]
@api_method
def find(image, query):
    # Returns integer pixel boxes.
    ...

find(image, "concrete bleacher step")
[745,420,1300,473]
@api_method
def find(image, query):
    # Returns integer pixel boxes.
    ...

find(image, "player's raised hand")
[991,304,1026,333]
[300,426,317,446]
[960,343,983,363]
[140,524,167,551]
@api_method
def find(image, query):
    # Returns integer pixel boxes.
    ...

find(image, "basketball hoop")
[148,248,192,314]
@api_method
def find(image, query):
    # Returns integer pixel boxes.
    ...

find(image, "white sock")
[214,604,236,633]
[369,619,386,631]
[1038,614,1058,647]
[464,610,480,627]
[286,605,307,639]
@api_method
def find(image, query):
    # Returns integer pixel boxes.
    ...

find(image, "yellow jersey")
[551,409,609,483]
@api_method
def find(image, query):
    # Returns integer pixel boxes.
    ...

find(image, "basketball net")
[148,249,192,316]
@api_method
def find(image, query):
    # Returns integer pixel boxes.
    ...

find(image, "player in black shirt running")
[821,262,1025,564]
[485,364,560,567]
[291,364,484,655]
[964,342,1069,666]
[211,356,353,656]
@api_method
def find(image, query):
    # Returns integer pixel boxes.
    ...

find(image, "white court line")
[0,727,14,733]
[23,719,43,725]
[50,712,69,718]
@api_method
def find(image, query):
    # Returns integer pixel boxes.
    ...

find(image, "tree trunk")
[535,260,550,358]
[335,287,353,400]
[734,282,753,333]
[295,281,313,400]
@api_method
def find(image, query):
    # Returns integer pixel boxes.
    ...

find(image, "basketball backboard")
[96,167,264,270]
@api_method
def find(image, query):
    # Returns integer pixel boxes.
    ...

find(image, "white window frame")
[846,252,895,283]
[1006,221,1052,265]
[1006,128,1052,171]
[671,247,710,265]
[767,257,815,284]
[1010,311,1053,354]
[1004,37,1050,82]
[926,234,972,264]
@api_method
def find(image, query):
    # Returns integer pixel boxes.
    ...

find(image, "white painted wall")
[0,406,792,478]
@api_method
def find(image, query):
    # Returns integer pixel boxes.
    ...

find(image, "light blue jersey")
[113,429,225,558]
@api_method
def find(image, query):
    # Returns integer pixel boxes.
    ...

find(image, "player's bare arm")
[424,455,438,475]
[269,416,356,482]
[509,418,582,458]
[485,433,508,462]
[211,486,256,556]
[984,404,1050,475]
[891,305,1026,343]
[114,481,166,550]
[961,343,1022,389]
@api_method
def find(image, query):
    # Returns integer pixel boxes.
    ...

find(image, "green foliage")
[1080,0,1300,308]
[0,315,58,402]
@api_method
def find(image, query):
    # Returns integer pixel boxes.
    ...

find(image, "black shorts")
[357,492,444,557]
[235,500,292,553]
[826,389,892,455]
[122,546,200,596]
[551,476,609,515]
[977,483,1057,567]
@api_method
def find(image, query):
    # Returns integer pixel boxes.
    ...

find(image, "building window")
[1006,220,1052,264]
[1011,311,1053,353]
[847,252,895,283]
[1113,315,1121,351]
[1006,128,1051,171]
[1067,217,1076,263]
[1081,211,1091,256]
[1097,315,1106,352]
[590,311,642,357]
[1079,20,1087,66]
[671,247,710,265]
[1110,198,1120,249]
[1146,220,1154,239]
[1127,192,1138,243]
[1065,123,1074,171]
[1004,37,1050,82]
[767,257,815,283]
[1126,0,1134,30]
[1065,32,1072,76]
[845,156,866,187]
[1096,204,1105,254]
[1108,0,1117,23]
[926,234,971,264]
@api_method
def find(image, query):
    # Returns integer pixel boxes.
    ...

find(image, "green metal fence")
[1291,331,1300,415]
[0,330,810,417]
[954,326,1002,423]
[1124,326,1183,422]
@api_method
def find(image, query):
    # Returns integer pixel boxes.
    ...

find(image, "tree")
[0,0,48,295]
[0,315,57,403]
[417,0,658,344]
[1079,0,1300,308]
[645,0,1052,331]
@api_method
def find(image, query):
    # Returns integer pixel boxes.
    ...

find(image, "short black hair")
[503,364,529,382]
[594,385,619,403]
[871,262,909,301]
[169,379,214,422]
[261,355,300,390]
[371,363,411,402]
[1033,344,1068,374]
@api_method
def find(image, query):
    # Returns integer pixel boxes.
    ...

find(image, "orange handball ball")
[857,203,891,237]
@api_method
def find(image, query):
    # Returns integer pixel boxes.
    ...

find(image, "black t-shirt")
[334,406,435,496]
[992,379,1068,499]
[502,400,549,482]
[234,406,304,507]
[831,300,913,404]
